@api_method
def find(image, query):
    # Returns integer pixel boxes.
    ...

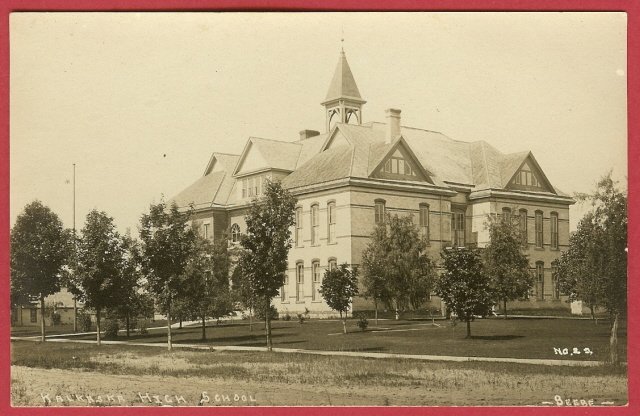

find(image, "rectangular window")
[451,210,465,247]
[535,211,543,248]
[519,210,528,245]
[253,176,259,196]
[311,205,319,246]
[375,201,385,224]
[295,207,303,247]
[419,204,429,241]
[242,179,247,198]
[550,213,558,249]
[384,159,392,173]
[536,262,544,300]
[328,203,336,244]
[30,308,37,323]
[256,175,262,196]
[281,273,289,302]
[296,263,304,302]
[552,267,560,300]
[312,262,322,301]
[502,208,511,224]
[203,223,210,240]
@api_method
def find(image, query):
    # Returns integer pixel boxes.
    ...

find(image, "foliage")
[320,263,359,334]
[11,201,70,341]
[436,247,493,338]
[239,180,297,350]
[139,201,197,350]
[356,314,369,331]
[483,213,532,317]
[361,214,436,317]
[282,313,292,321]
[558,173,627,364]
[103,319,119,340]
[256,305,279,321]
[77,312,92,332]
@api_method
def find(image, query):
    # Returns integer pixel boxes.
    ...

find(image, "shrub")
[297,313,305,324]
[356,314,369,331]
[138,319,149,335]
[51,312,61,326]
[256,305,278,321]
[283,313,292,321]
[78,312,92,332]
[104,319,119,339]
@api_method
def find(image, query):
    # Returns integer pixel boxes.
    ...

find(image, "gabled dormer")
[505,152,556,194]
[370,137,434,184]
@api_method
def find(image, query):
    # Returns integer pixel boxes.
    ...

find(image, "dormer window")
[382,151,417,177]
[513,167,540,188]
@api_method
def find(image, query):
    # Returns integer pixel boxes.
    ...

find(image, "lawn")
[62,316,626,362]
[10,341,628,406]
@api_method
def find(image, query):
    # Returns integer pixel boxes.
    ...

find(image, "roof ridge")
[212,152,240,157]
[480,142,490,185]
[249,136,302,146]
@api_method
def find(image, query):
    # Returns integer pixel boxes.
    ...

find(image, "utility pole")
[72,163,77,333]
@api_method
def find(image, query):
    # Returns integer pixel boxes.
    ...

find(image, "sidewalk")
[11,335,615,368]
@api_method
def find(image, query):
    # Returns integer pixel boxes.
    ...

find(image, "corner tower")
[322,50,366,132]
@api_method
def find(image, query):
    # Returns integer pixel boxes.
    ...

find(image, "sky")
[10,12,627,234]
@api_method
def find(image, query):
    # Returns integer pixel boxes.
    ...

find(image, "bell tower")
[322,49,366,132]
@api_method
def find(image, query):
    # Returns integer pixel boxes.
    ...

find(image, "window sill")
[534,247,545,251]
[295,301,306,304]
[327,242,338,246]
[280,301,290,304]
[311,300,323,303]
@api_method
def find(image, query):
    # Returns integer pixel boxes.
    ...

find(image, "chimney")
[299,129,320,141]
[385,108,401,143]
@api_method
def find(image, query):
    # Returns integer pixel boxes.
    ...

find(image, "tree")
[436,247,493,339]
[75,210,127,346]
[361,214,436,320]
[139,201,197,351]
[239,180,297,351]
[320,263,359,334]
[483,214,532,319]
[232,251,258,332]
[558,174,627,364]
[11,201,69,342]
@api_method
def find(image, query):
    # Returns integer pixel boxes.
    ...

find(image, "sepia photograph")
[6,10,632,411]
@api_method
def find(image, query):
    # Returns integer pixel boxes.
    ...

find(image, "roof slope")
[323,51,364,103]
[281,144,354,189]
[170,170,227,209]
[236,137,302,174]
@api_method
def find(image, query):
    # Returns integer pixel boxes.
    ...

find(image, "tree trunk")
[201,315,206,341]
[40,295,46,342]
[465,319,471,339]
[179,317,182,329]
[395,301,399,321]
[503,299,508,319]
[249,307,253,332]
[167,302,173,352]
[73,297,78,333]
[610,312,619,365]
[374,300,379,327]
[265,298,272,351]
[590,304,597,324]
[96,308,101,347]
[126,313,130,338]
[340,311,346,334]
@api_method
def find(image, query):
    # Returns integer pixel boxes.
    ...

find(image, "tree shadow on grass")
[338,346,387,352]
[470,335,525,341]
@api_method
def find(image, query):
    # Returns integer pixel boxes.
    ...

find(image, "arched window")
[374,199,386,224]
[328,257,337,271]
[231,223,240,243]
[311,204,320,246]
[535,211,544,248]
[296,262,305,302]
[519,209,528,246]
[312,260,322,301]
[419,203,430,241]
[295,206,303,247]
[550,212,559,249]
[327,202,336,244]
[535,262,545,300]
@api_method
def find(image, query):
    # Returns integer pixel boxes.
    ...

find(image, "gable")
[324,129,350,150]
[370,139,433,184]
[506,157,554,193]
[235,142,269,174]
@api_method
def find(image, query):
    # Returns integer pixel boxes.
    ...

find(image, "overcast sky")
[10,12,627,234]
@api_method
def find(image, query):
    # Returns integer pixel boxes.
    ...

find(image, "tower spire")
[322,48,366,132]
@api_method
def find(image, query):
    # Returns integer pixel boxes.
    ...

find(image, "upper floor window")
[374,200,386,225]
[550,212,559,249]
[383,151,417,177]
[535,211,543,248]
[419,203,430,241]
[281,273,288,302]
[231,223,241,243]
[327,202,336,244]
[519,209,528,245]
[502,207,511,224]
[311,204,319,246]
[241,175,264,199]
[451,210,465,247]
[513,167,541,188]
[295,207,303,247]
[328,258,337,272]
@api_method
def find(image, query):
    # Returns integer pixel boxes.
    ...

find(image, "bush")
[104,319,119,339]
[78,312,92,332]
[138,319,149,335]
[283,313,292,321]
[356,314,369,331]
[256,305,278,321]
[51,312,61,326]
[297,313,305,324]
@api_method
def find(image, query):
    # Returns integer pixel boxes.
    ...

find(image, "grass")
[57,316,627,362]
[10,341,628,406]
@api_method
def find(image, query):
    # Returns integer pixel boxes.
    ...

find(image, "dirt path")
[11,366,627,407]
